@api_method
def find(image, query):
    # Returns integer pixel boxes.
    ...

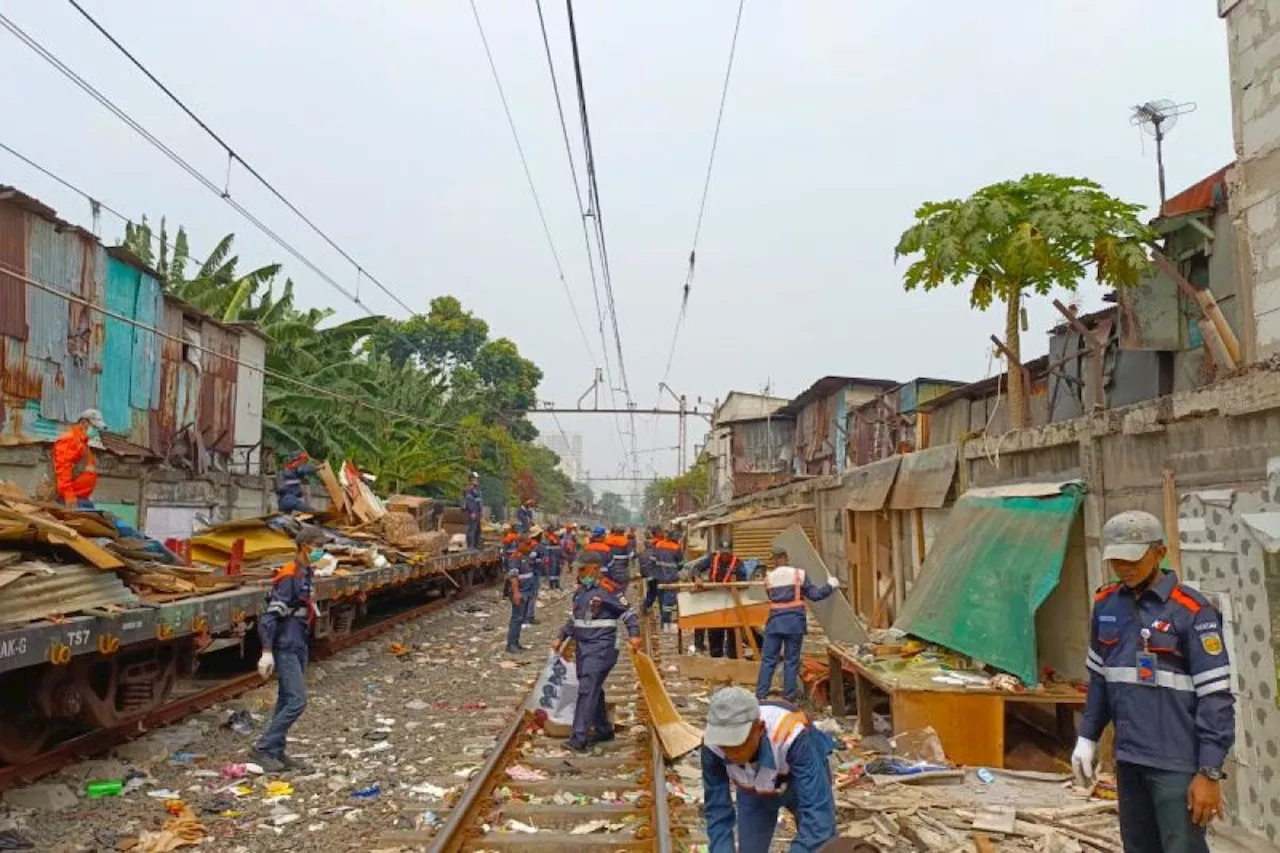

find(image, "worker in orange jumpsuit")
[52,409,105,508]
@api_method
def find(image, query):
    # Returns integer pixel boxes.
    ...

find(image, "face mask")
[306,548,325,564]
[86,426,101,441]
[581,576,598,589]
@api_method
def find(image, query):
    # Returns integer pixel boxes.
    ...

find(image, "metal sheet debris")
[888,444,957,510]
[844,456,901,511]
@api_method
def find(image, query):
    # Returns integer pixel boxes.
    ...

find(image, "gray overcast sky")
[1,1,1234,496]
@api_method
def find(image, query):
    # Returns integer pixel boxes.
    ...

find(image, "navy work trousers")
[255,646,307,758]
[570,647,618,747]
[466,516,481,549]
[755,631,803,701]
[507,582,535,648]
[1116,762,1209,853]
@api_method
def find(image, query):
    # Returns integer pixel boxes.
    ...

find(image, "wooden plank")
[315,461,348,516]
[829,647,847,717]
[0,506,124,569]
[854,672,875,736]
[729,587,761,657]
[678,603,769,631]
[675,655,760,684]
[891,690,1005,768]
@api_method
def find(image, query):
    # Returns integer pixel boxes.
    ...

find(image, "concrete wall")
[1226,0,1280,357]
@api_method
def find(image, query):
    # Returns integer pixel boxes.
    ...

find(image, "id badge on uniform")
[1136,650,1157,686]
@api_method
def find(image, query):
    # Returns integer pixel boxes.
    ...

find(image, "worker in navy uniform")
[544,528,564,591]
[1073,510,1234,853]
[552,559,642,752]
[463,472,483,549]
[701,686,836,853]
[686,539,747,658]
[755,543,837,702]
[640,527,660,615]
[251,527,328,773]
[603,525,634,593]
[274,452,317,514]
[505,536,537,654]
[523,527,545,625]
[648,529,684,631]
[516,499,535,533]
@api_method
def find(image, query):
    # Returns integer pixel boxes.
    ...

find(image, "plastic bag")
[527,652,578,727]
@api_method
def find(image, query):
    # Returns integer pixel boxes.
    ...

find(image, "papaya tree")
[894,174,1154,427]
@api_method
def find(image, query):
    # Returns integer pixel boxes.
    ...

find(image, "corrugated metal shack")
[778,376,897,477]
[0,185,266,470]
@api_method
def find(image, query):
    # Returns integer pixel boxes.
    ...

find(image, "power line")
[659,0,747,387]
[467,0,600,367]
[1,140,219,277]
[533,0,616,399]
[62,0,417,317]
[562,0,641,486]
[0,11,376,316]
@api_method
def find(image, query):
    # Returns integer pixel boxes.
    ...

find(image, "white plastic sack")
[527,652,578,727]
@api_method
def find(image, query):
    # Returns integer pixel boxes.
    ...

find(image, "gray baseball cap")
[1102,510,1164,562]
[704,687,760,748]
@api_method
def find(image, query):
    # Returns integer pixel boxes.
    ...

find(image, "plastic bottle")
[85,780,124,798]
[352,783,381,800]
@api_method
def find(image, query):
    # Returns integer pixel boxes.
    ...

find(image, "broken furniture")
[827,641,1086,768]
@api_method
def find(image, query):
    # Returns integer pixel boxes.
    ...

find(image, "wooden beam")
[1150,249,1241,367]
[1051,300,1107,411]
[1162,469,1183,579]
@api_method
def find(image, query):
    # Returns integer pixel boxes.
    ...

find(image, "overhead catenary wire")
[467,0,601,368]
[61,0,419,318]
[533,0,616,399]
[658,0,747,388]
[562,0,642,485]
[1,140,219,278]
[0,11,379,318]
[0,261,461,433]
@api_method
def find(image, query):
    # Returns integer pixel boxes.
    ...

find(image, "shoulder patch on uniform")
[618,596,628,607]
[1098,614,1117,622]
[1201,632,1224,656]
[1094,582,1120,603]
[1194,621,1219,631]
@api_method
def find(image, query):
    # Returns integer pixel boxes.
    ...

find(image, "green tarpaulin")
[894,483,1084,686]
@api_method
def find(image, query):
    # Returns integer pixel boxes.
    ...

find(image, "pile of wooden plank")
[837,780,1122,852]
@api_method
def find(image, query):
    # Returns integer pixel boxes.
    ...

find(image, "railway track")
[425,614,678,853]
[0,580,492,792]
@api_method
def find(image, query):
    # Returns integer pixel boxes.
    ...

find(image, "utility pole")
[658,383,688,473]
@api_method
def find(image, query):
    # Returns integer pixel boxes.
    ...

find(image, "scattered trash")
[976,768,996,784]
[225,709,254,736]
[889,728,948,765]
[134,803,206,852]
[405,699,430,711]
[498,660,521,669]
[506,764,549,782]
[265,781,295,799]
[85,779,124,798]
[415,811,442,830]
[389,641,411,656]
[409,782,452,799]
[169,751,199,765]
[570,819,624,834]
[0,830,35,850]
[164,798,187,816]
[507,820,539,833]
[221,764,249,780]
[352,783,381,800]
[146,789,182,799]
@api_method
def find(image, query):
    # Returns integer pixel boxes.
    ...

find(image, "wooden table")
[827,642,1087,768]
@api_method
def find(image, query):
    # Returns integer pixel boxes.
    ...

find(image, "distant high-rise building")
[539,431,584,482]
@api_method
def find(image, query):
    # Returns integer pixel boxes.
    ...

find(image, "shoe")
[281,755,314,773]
[249,749,286,773]
[566,739,591,753]
[589,731,615,746]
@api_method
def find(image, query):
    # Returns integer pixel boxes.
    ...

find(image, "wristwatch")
[1198,766,1225,781]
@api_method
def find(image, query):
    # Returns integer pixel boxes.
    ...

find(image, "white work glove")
[257,651,276,679]
[827,576,841,590]
[1071,737,1097,787]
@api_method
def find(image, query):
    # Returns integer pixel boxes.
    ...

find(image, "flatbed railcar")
[0,546,502,764]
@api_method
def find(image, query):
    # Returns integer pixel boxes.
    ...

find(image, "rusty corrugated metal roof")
[0,562,138,628]
[844,456,901,511]
[888,444,957,510]
[0,200,29,341]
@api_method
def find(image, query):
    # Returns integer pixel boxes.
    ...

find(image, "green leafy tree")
[894,174,1154,427]
[644,453,711,520]
[596,491,631,526]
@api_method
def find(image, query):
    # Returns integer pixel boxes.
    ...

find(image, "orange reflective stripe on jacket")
[271,562,299,584]
[769,573,805,610]
[710,552,739,583]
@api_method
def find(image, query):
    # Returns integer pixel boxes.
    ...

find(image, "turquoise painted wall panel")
[130,274,161,411]
[100,256,139,433]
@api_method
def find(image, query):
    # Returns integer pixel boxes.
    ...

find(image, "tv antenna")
[1130,99,1197,207]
